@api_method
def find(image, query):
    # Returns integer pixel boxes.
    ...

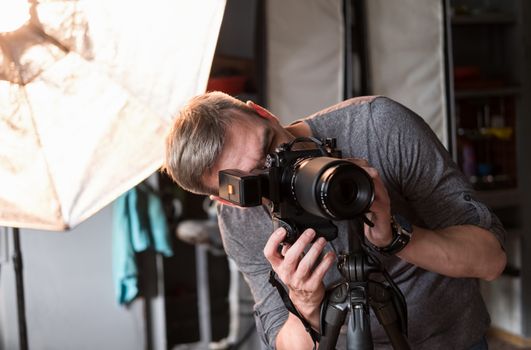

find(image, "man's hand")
[263,227,336,330]
[347,158,393,248]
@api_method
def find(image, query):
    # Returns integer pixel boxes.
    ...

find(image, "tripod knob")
[329,282,348,303]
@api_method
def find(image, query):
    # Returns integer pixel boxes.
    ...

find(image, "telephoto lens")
[291,157,374,220]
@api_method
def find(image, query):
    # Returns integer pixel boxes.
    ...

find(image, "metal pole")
[12,227,28,350]
[195,244,211,348]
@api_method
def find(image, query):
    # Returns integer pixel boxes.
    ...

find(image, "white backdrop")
[367,0,448,146]
[266,0,344,124]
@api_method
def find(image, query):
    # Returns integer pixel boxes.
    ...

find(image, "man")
[164,91,506,349]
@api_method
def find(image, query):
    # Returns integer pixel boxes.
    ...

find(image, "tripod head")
[318,218,410,350]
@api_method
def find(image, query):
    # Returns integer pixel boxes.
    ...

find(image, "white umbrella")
[1,1,226,349]
[0,0,226,230]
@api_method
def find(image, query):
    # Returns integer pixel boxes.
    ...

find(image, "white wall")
[0,205,146,350]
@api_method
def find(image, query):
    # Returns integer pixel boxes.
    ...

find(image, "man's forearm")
[397,225,506,281]
[276,313,316,350]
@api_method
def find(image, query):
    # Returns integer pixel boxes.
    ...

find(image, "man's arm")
[356,159,507,282]
[359,97,507,281]
[398,224,506,281]
[276,313,316,349]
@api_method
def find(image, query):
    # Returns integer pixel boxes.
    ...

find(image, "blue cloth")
[112,184,173,305]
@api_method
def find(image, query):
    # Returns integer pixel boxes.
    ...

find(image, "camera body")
[218,137,374,244]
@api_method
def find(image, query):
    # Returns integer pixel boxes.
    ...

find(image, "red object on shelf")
[453,66,506,89]
[207,75,247,95]
[454,66,481,81]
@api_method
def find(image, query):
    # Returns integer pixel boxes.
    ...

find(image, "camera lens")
[329,178,357,205]
[293,157,374,220]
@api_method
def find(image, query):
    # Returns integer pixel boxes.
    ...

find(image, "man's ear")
[246,100,279,122]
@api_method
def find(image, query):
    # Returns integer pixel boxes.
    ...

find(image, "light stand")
[318,219,410,350]
[12,227,29,350]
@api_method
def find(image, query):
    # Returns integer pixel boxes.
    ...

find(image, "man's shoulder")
[297,95,411,136]
[300,95,409,123]
[303,95,379,121]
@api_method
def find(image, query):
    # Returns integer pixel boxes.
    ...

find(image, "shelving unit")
[446,0,531,341]
[448,1,520,194]
[454,86,520,98]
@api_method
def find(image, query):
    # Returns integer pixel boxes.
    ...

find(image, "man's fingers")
[263,227,286,267]
[281,244,291,257]
[282,229,316,265]
[307,251,336,287]
[293,237,327,279]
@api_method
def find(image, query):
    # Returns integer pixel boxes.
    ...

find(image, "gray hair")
[163,91,255,195]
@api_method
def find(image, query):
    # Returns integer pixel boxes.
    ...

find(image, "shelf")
[451,14,516,25]
[455,86,520,99]
[458,127,514,140]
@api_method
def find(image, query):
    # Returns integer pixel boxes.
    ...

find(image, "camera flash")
[228,184,234,195]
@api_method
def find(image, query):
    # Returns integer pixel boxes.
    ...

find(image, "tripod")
[318,219,410,350]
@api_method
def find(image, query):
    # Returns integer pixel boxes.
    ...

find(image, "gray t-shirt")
[217,96,506,349]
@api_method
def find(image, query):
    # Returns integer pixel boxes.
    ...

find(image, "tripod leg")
[318,284,349,350]
[369,281,410,350]
[346,286,373,350]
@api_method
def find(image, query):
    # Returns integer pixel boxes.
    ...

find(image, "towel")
[112,183,173,305]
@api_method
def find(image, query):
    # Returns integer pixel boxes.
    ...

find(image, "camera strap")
[268,270,321,347]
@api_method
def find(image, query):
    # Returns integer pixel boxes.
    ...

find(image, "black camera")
[218,137,374,244]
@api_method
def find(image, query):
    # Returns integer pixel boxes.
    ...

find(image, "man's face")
[202,109,293,193]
